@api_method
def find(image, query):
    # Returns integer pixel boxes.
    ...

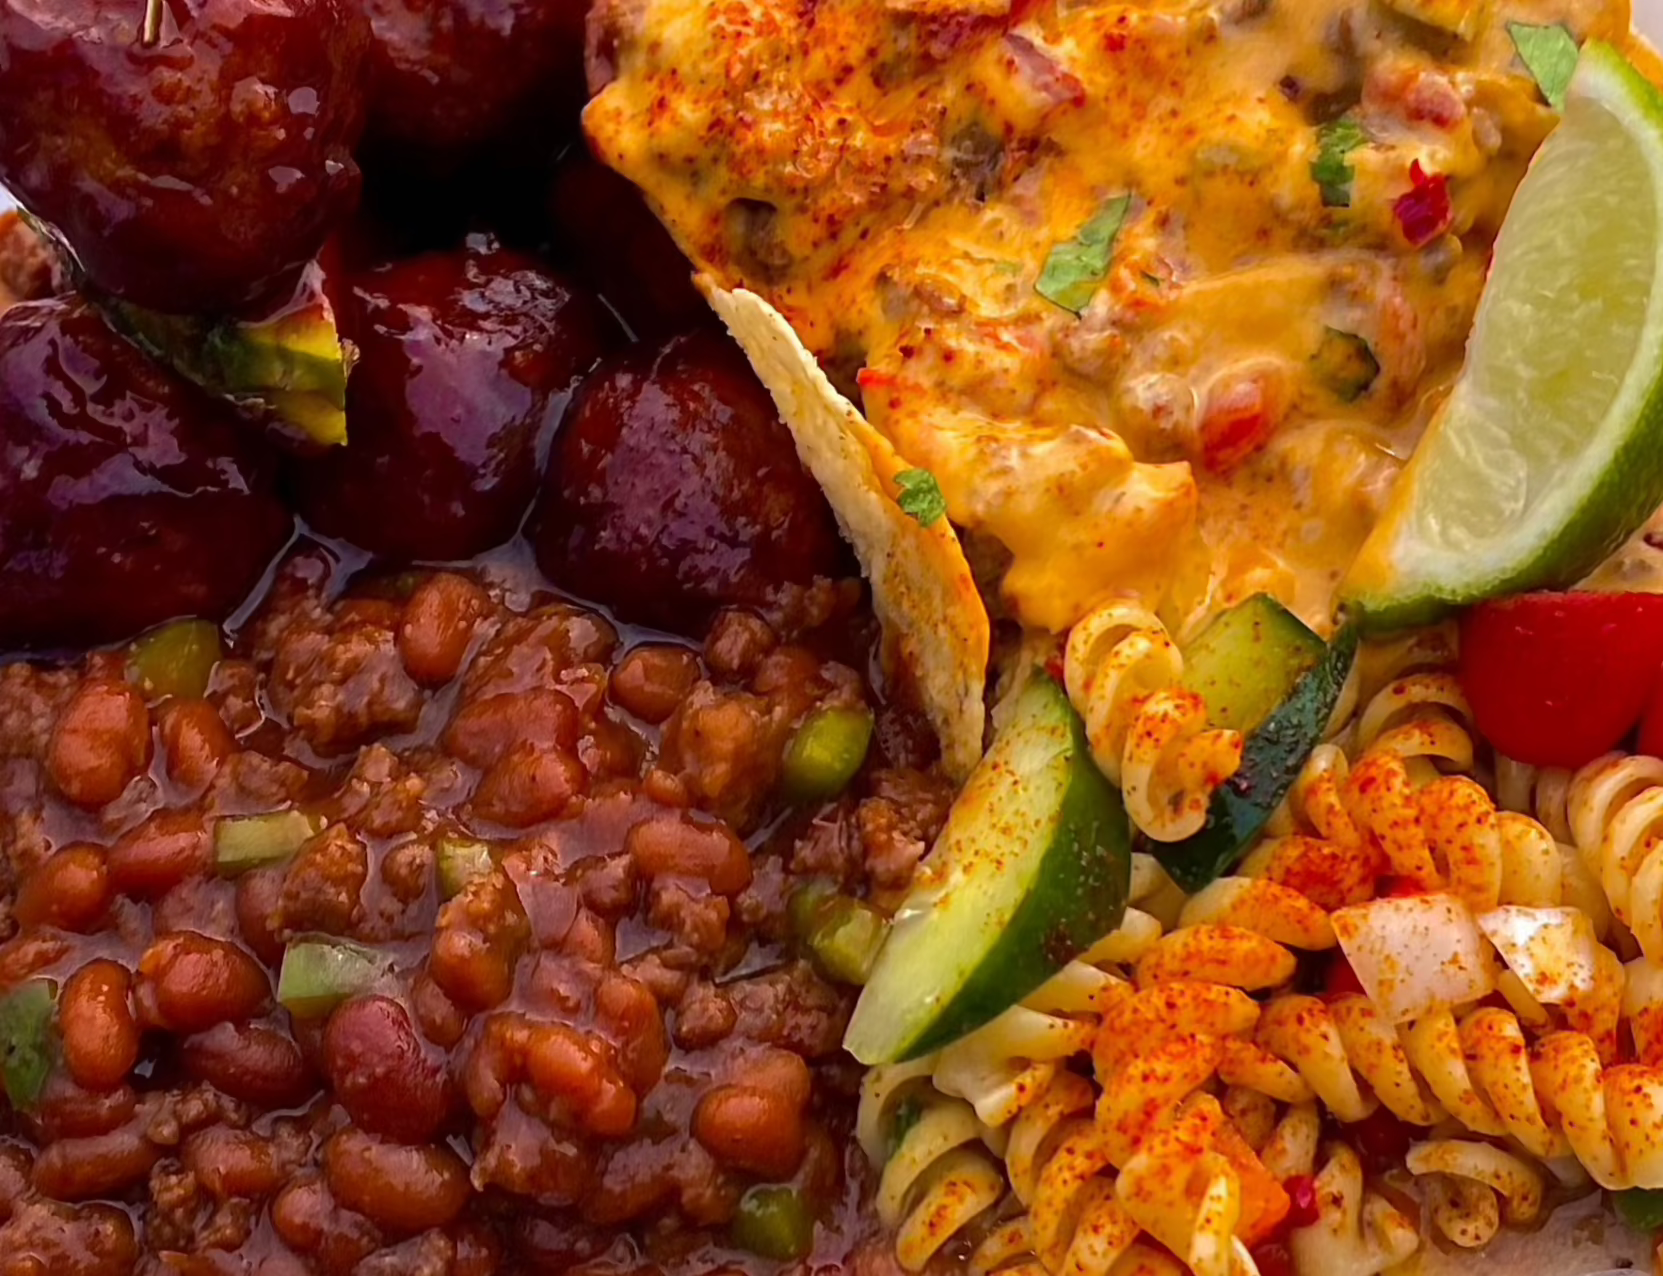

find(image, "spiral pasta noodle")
[1497,750,1663,955]
[1063,600,1244,843]
[858,1064,1009,1271]
[857,878,1174,1274]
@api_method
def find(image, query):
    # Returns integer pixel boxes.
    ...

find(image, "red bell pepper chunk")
[1458,592,1663,769]
[1393,160,1452,248]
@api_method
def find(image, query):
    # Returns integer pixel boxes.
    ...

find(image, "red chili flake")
[1284,1175,1320,1230]
[1043,653,1066,684]
[1393,160,1453,248]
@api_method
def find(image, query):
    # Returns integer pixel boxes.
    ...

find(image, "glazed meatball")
[0,300,294,650]
[291,242,621,562]
[360,0,589,167]
[0,0,369,316]
[532,330,848,634]
[544,153,707,342]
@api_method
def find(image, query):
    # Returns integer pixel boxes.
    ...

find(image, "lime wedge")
[1343,42,1663,631]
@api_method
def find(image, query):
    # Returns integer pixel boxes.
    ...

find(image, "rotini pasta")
[1287,1143,1419,1276]
[1405,1139,1543,1250]
[858,1064,1008,1271]
[1509,751,1663,962]
[868,616,1663,1276]
[858,887,1175,1275]
[1063,600,1244,843]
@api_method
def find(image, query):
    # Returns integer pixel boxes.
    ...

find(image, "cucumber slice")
[844,673,1130,1064]
[1179,594,1327,733]
[1156,626,1359,893]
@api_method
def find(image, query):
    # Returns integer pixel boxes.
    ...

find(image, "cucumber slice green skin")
[844,672,1131,1065]
[1178,594,1326,734]
[1157,626,1359,894]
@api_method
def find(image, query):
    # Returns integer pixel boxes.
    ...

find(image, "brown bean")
[731,1046,813,1110]
[158,698,235,790]
[183,1126,284,1202]
[0,933,69,988]
[181,1021,312,1109]
[46,679,152,808]
[0,1199,138,1276]
[626,813,752,895]
[323,1130,469,1234]
[596,973,667,1094]
[31,1076,136,1141]
[611,646,701,724]
[400,573,490,686]
[445,690,579,770]
[31,1124,158,1201]
[14,846,111,933]
[137,932,270,1032]
[322,995,450,1144]
[472,743,586,828]
[107,809,212,899]
[59,961,139,1091]
[271,1178,380,1271]
[234,866,287,967]
[692,1084,806,1179]
[410,969,465,1049]
[524,1022,604,1105]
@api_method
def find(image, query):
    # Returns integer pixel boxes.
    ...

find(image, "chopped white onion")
[1332,893,1495,1024]
[1476,906,1598,1006]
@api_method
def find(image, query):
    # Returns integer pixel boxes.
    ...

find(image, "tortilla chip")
[701,279,989,780]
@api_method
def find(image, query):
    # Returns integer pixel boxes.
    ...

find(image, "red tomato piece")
[1198,366,1287,474]
[1458,592,1663,768]
[1640,672,1663,761]
[1393,160,1453,248]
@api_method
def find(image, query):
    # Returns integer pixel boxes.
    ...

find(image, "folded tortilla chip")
[702,279,989,780]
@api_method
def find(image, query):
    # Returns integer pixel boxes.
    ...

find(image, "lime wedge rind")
[1343,41,1663,631]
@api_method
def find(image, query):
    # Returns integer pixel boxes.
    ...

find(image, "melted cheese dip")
[587,0,1639,633]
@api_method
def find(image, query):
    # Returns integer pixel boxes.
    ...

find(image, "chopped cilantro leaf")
[1035,195,1133,315]
[1509,22,1579,111]
[895,469,948,527]
[0,980,57,1112]
[1311,117,1368,208]
[1615,1187,1663,1234]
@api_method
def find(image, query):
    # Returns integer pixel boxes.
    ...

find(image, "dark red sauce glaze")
[360,0,592,169]
[0,539,946,1275]
[534,331,852,636]
[0,299,294,652]
[290,242,623,562]
[0,0,369,316]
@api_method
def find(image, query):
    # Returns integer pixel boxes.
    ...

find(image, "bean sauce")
[0,547,952,1274]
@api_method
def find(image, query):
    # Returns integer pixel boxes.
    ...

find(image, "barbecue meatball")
[532,330,847,633]
[545,152,707,342]
[0,300,294,650]
[360,0,589,168]
[291,243,621,562]
[0,0,369,316]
